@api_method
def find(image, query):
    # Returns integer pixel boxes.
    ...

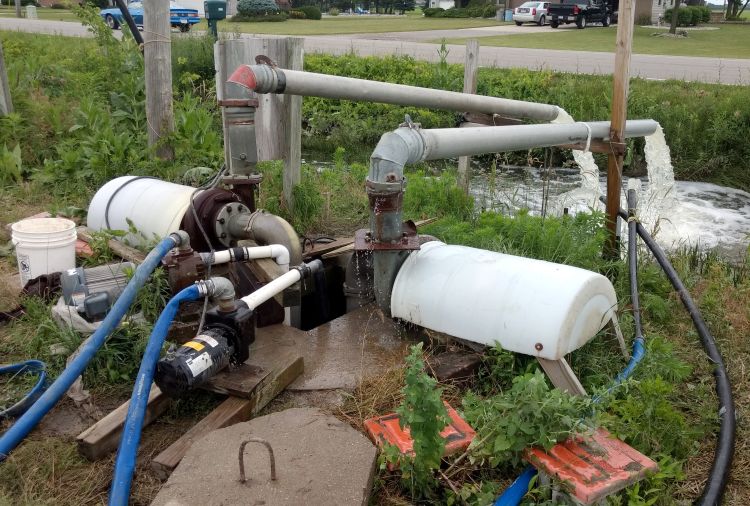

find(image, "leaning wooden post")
[283,37,304,212]
[144,0,174,160]
[457,39,479,194]
[0,41,12,116]
[605,0,635,258]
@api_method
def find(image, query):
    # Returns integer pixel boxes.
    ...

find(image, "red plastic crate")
[364,402,476,457]
[525,427,659,505]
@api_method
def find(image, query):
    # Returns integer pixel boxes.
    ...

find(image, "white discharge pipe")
[202,245,290,271]
[227,65,560,122]
[240,260,322,311]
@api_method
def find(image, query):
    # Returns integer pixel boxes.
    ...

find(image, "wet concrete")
[151,408,377,506]
[252,304,411,391]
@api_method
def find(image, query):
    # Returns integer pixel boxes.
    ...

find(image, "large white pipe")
[228,65,560,122]
[202,245,290,271]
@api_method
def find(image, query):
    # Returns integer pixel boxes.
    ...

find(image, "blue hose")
[0,235,179,461]
[109,284,201,506]
[494,466,538,506]
[0,360,48,419]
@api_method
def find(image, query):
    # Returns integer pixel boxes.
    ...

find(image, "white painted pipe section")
[241,269,301,310]
[203,245,290,271]
[418,120,659,160]
[228,65,560,122]
[390,242,618,361]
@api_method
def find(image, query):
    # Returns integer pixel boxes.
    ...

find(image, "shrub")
[288,9,306,17]
[328,6,339,15]
[664,6,697,26]
[422,7,444,16]
[297,5,321,19]
[51,3,69,9]
[230,12,288,21]
[437,7,470,17]
[237,0,280,16]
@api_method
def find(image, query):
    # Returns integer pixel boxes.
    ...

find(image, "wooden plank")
[457,39,479,194]
[537,357,587,396]
[151,352,303,479]
[76,384,171,461]
[76,226,146,263]
[605,0,635,257]
[144,0,174,159]
[283,37,304,212]
[0,41,12,116]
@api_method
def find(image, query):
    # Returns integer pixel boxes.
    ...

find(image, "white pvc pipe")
[203,245,290,271]
[228,65,560,122]
[240,269,301,311]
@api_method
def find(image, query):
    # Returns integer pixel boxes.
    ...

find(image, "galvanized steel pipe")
[227,65,561,122]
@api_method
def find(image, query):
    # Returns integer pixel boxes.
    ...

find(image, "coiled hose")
[109,284,202,506]
[0,360,48,419]
[0,234,181,461]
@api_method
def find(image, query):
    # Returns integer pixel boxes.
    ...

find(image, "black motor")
[155,303,255,397]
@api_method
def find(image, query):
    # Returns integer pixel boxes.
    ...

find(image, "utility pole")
[144,0,174,160]
[605,0,635,257]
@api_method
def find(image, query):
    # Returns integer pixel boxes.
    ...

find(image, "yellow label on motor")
[183,341,205,351]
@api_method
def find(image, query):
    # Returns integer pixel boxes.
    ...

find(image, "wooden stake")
[144,0,174,160]
[457,39,479,194]
[283,37,304,212]
[0,41,12,116]
[605,0,635,258]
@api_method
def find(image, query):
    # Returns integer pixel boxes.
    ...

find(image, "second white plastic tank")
[87,176,198,245]
[390,241,617,360]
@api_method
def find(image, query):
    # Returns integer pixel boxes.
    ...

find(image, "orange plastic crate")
[525,427,659,505]
[364,402,475,457]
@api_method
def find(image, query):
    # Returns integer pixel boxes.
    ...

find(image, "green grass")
[209,15,504,35]
[440,23,750,58]
[0,5,79,21]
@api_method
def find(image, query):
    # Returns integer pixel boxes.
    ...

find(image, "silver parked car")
[513,1,550,25]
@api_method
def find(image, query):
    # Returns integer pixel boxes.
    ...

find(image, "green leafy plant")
[462,371,591,467]
[384,343,450,497]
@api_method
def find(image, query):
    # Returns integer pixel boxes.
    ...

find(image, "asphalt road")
[1,17,747,85]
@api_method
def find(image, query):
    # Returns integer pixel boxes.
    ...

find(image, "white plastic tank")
[87,176,198,245]
[390,241,617,361]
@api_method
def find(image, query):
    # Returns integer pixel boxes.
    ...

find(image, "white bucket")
[11,217,77,288]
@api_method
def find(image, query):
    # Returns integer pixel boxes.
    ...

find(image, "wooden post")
[0,41,12,116]
[605,0,635,257]
[283,37,304,212]
[457,39,479,194]
[144,0,174,160]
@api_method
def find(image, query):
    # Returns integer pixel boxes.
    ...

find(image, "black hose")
[611,203,735,505]
[113,0,144,47]
[627,190,644,341]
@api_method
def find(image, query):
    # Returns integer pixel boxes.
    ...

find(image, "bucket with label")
[11,217,77,288]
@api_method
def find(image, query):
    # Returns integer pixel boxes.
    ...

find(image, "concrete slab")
[252,304,410,391]
[151,408,377,506]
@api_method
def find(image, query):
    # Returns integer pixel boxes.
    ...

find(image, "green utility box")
[204,0,226,38]
[204,0,227,19]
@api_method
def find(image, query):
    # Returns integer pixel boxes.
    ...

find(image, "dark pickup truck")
[548,0,614,29]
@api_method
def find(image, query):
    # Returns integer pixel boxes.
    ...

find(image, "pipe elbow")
[369,128,426,183]
[227,64,281,94]
[197,277,236,302]
[268,244,290,271]
[233,211,302,266]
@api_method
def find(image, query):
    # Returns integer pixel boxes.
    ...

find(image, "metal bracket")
[218,98,259,108]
